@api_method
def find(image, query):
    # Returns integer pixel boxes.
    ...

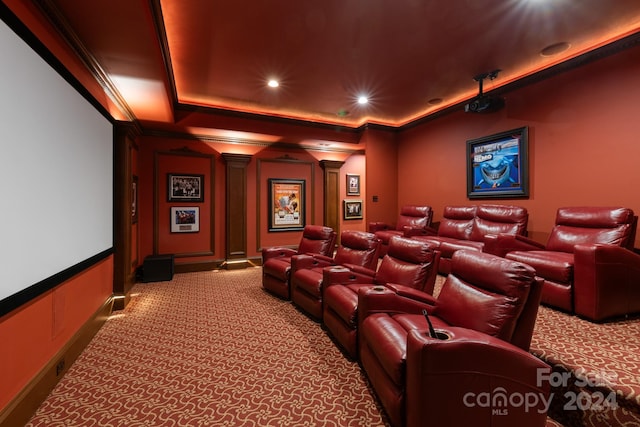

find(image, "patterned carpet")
[26,266,635,426]
[530,306,640,427]
[26,268,389,427]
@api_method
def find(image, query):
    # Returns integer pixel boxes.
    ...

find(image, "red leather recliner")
[322,236,439,359]
[408,204,528,275]
[262,225,336,299]
[484,206,639,321]
[369,205,433,257]
[289,230,381,320]
[357,250,547,427]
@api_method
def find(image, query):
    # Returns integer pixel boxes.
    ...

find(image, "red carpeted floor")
[27,267,636,426]
[530,306,640,427]
[27,268,389,426]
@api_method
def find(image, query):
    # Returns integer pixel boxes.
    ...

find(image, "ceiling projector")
[464,95,504,113]
[464,69,504,114]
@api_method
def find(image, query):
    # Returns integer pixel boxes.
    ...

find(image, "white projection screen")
[0,10,113,316]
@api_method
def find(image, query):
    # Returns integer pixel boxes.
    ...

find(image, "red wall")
[137,136,367,265]
[340,153,367,232]
[0,257,113,410]
[398,43,640,247]
[363,128,399,227]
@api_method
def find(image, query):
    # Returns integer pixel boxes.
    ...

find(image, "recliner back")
[375,236,437,292]
[470,204,528,241]
[297,225,337,256]
[433,250,536,347]
[546,207,637,253]
[333,230,380,271]
[395,205,433,231]
[437,205,477,240]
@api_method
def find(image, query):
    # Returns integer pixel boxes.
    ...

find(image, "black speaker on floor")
[142,254,174,282]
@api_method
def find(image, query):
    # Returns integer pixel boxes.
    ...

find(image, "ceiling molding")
[174,103,381,134]
[400,31,640,131]
[141,128,365,155]
[33,0,136,121]
[149,0,178,108]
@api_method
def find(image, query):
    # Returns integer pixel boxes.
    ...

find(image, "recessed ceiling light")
[428,98,443,105]
[540,42,571,57]
[357,96,368,105]
[267,79,279,88]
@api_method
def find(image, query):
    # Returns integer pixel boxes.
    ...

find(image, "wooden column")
[320,160,345,240]
[222,153,252,269]
[113,122,140,310]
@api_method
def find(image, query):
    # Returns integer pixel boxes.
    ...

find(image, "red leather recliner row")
[406,204,529,274]
[357,249,550,427]
[290,230,381,320]
[262,225,337,299]
[484,206,640,321]
[322,236,439,359]
[369,205,434,257]
[263,228,550,427]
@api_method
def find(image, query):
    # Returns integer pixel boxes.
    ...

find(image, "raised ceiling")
[19,0,640,130]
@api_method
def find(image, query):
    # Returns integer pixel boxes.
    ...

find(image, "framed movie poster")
[268,179,305,231]
[346,174,360,196]
[466,127,529,199]
[168,173,204,202]
[343,199,363,220]
[170,206,200,233]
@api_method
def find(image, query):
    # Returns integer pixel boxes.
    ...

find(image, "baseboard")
[0,297,114,427]
[174,257,262,273]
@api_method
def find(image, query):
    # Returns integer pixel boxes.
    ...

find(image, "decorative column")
[320,160,345,240]
[113,122,140,310]
[222,153,252,269]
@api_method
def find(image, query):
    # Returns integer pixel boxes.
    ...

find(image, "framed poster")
[168,173,204,202]
[170,206,200,233]
[268,179,305,231]
[346,173,360,196]
[466,127,529,199]
[343,199,363,220]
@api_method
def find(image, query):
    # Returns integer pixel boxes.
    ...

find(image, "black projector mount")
[464,69,504,113]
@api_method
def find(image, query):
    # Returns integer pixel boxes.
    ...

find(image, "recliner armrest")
[322,265,376,287]
[573,243,640,321]
[483,233,545,257]
[290,253,335,271]
[262,246,297,262]
[385,283,438,304]
[369,221,393,232]
[404,225,438,237]
[357,284,437,324]
[405,327,551,427]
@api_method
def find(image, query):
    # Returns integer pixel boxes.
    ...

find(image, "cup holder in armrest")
[428,329,451,340]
